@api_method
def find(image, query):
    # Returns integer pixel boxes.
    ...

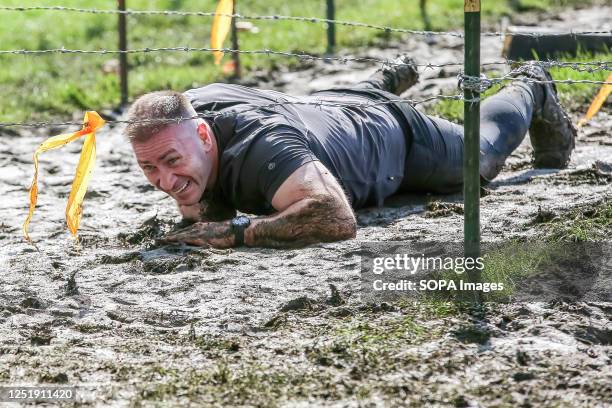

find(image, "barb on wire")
[0,95,462,129]
[458,73,494,93]
[0,6,609,38]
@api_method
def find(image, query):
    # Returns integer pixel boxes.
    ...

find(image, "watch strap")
[231,216,250,246]
[234,224,245,246]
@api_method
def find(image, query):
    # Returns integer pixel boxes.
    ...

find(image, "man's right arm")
[244,161,357,248]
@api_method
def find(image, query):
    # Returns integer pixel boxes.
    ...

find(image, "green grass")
[544,200,612,242]
[422,199,612,302]
[424,50,612,122]
[404,200,611,303]
[0,0,600,123]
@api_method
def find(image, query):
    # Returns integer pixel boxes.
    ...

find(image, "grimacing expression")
[131,121,213,206]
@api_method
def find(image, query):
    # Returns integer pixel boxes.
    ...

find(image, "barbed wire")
[1,46,611,74]
[0,6,609,38]
[1,73,608,129]
[1,67,609,130]
[459,73,612,94]
[0,6,462,37]
[511,60,611,73]
[0,95,463,129]
[0,46,453,69]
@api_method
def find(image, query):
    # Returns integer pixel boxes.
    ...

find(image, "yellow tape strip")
[23,111,105,242]
[578,73,612,127]
[211,0,234,65]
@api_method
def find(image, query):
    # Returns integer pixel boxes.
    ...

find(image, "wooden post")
[326,0,336,55]
[463,0,481,260]
[118,0,128,106]
[419,0,431,31]
[230,0,241,79]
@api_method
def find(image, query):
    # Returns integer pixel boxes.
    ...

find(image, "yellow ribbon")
[23,111,106,242]
[578,73,612,128]
[211,0,234,65]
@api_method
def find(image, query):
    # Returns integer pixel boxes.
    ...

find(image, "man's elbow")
[309,194,357,242]
[336,213,357,241]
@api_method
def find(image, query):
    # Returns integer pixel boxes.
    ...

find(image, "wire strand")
[1,46,610,73]
[0,95,463,128]
[0,6,609,38]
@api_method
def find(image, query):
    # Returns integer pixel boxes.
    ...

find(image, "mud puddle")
[0,5,610,407]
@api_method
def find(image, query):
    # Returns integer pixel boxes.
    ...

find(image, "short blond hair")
[125,90,196,142]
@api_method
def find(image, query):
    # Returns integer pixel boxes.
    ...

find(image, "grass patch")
[410,199,610,303]
[551,51,612,110]
[424,82,504,123]
[544,200,612,242]
[0,0,602,123]
[424,200,611,302]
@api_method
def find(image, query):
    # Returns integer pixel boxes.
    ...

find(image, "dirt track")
[0,6,610,407]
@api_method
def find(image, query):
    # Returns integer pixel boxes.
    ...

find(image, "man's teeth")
[175,181,189,194]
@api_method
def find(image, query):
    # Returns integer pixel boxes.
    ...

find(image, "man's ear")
[197,122,210,142]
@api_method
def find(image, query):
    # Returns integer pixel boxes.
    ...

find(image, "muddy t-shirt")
[185,84,415,214]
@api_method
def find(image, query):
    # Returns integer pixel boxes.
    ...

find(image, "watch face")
[232,216,250,228]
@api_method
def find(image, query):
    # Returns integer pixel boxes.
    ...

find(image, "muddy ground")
[1,5,611,408]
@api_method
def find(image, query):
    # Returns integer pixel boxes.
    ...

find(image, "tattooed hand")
[161,221,235,248]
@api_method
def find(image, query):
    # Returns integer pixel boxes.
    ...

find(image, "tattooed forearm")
[245,194,357,248]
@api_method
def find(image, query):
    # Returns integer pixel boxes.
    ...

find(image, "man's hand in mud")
[160,221,235,248]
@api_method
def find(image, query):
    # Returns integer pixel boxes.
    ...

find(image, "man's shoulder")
[184,82,246,98]
[185,83,292,113]
[232,109,307,142]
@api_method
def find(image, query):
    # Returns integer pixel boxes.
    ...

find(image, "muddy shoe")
[510,62,577,168]
[368,55,419,95]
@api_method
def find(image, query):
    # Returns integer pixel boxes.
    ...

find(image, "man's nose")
[159,171,177,193]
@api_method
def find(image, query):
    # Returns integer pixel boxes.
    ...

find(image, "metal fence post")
[230,0,241,79]
[326,0,336,55]
[118,0,128,106]
[463,0,481,260]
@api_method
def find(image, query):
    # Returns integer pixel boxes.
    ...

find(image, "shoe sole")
[527,68,577,169]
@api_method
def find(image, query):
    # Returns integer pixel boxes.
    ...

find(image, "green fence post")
[326,0,336,55]
[463,0,481,261]
[118,0,128,106]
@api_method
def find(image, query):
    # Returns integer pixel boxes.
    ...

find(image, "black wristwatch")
[230,215,251,246]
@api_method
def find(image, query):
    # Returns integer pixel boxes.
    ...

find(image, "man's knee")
[480,154,504,182]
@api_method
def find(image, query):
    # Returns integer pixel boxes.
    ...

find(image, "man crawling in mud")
[125,57,576,249]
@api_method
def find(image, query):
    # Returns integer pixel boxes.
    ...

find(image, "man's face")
[131,121,213,206]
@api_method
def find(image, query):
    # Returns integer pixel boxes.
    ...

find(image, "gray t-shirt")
[185,84,414,214]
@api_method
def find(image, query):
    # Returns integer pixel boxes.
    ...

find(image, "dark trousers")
[358,79,539,194]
